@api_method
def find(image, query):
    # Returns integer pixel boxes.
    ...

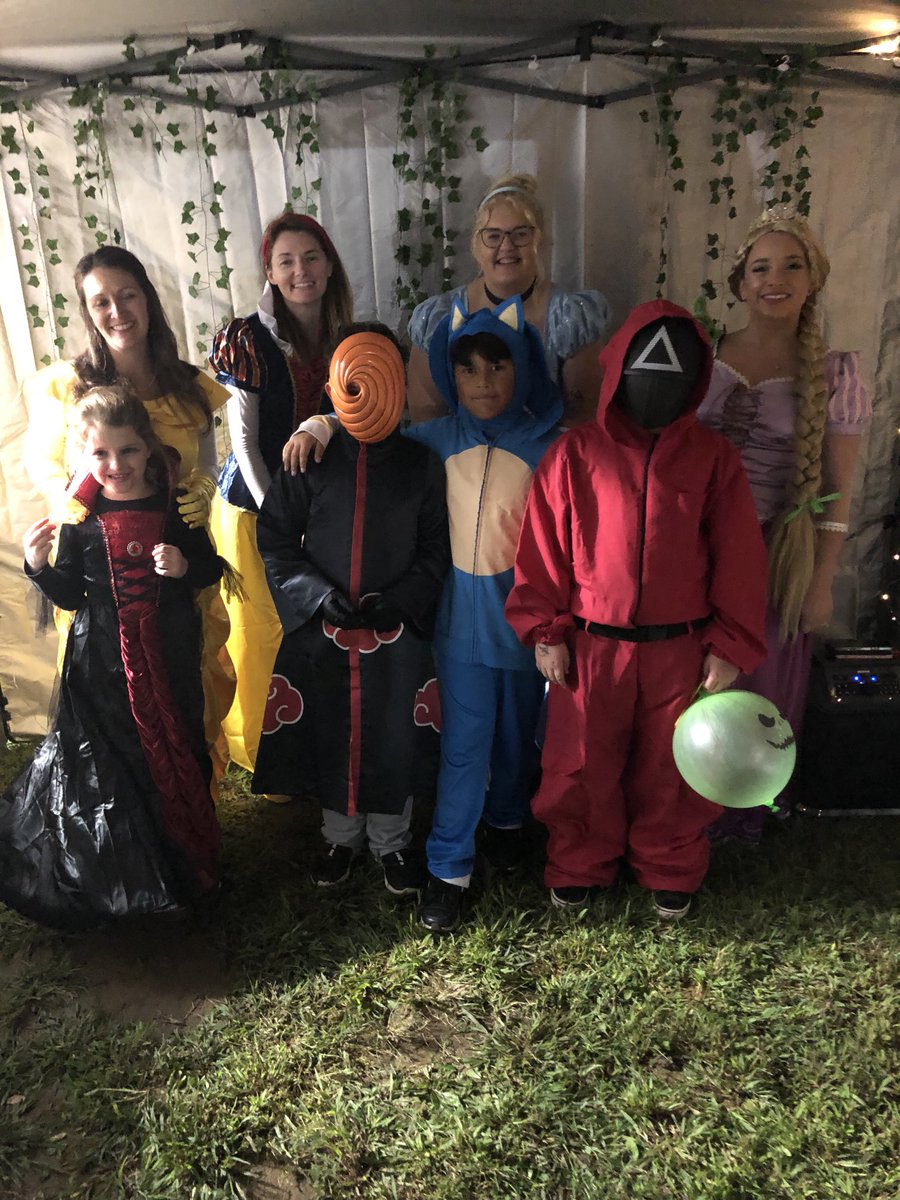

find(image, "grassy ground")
[0,742,898,1200]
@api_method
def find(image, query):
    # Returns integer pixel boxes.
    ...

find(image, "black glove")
[319,590,363,629]
[359,593,404,632]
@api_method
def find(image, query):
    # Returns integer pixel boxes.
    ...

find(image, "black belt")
[573,614,711,642]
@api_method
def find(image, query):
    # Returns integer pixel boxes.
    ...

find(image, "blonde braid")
[766,295,830,638]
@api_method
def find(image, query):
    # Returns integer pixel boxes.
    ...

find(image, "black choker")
[484,277,537,307]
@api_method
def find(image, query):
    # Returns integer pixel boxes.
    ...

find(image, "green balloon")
[672,690,796,809]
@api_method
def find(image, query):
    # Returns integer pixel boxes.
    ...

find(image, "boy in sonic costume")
[414,297,563,931]
[505,300,768,919]
[252,327,449,899]
[291,298,562,930]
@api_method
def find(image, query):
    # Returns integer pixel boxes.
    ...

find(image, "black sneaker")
[550,886,590,910]
[381,849,426,896]
[418,874,465,933]
[310,843,356,887]
[482,824,525,873]
[653,890,693,920]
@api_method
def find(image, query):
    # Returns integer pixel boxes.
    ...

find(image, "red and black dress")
[0,490,223,929]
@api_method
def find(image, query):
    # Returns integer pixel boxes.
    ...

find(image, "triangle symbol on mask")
[631,325,683,373]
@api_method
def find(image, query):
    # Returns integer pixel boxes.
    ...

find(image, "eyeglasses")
[477,225,535,249]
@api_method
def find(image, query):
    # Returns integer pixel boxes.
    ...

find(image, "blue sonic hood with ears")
[427,295,563,435]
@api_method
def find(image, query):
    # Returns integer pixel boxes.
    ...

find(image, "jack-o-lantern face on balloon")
[672,691,796,809]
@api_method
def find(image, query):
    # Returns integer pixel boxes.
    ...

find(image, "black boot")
[418,874,465,933]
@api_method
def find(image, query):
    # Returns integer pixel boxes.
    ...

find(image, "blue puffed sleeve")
[209,317,266,394]
[543,288,611,377]
[408,287,467,352]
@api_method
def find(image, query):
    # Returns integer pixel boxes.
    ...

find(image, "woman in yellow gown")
[21,246,233,773]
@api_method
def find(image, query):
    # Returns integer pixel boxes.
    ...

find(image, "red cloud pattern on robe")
[322,620,403,653]
[414,677,441,732]
[261,674,303,734]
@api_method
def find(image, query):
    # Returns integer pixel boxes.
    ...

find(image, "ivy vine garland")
[392,47,489,313]
[0,35,833,367]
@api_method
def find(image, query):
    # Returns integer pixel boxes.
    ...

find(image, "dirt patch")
[244,1163,316,1200]
[387,1001,484,1069]
[67,919,235,1027]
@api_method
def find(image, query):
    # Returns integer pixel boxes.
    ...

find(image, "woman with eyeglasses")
[407,174,610,427]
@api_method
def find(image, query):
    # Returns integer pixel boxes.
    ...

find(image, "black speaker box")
[796,645,900,815]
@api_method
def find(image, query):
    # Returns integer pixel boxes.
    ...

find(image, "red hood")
[596,299,713,432]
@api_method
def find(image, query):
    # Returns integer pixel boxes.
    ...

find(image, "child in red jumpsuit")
[505,300,768,918]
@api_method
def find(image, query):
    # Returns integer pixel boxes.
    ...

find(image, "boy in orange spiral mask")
[252,325,450,898]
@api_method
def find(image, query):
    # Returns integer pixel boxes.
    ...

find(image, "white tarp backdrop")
[1,25,898,733]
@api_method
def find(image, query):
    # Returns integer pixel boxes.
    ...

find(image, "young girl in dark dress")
[0,387,225,929]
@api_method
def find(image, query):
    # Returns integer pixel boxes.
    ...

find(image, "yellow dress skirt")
[208,493,282,773]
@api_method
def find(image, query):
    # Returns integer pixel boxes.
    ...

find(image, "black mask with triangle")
[613,318,707,430]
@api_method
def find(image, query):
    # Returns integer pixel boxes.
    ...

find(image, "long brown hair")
[262,212,353,362]
[72,246,211,432]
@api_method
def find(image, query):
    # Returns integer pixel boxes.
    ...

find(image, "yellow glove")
[177,470,216,529]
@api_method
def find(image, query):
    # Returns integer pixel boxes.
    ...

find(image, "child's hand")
[283,431,324,475]
[152,543,188,579]
[536,642,570,687]
[700,652,738,694]
[23,517,57,572]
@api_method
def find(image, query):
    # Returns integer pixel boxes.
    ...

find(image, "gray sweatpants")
[321,796,413,858]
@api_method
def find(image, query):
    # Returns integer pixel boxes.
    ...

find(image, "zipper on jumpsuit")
[630,436,657,624]
[471,442,494,660]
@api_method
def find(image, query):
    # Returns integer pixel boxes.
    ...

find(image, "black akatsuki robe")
[252,427,449,814]
[0,491,223,930]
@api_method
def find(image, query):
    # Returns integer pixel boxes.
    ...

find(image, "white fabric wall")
[2,53,898,732]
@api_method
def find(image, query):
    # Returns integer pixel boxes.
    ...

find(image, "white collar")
[257,282,294,355]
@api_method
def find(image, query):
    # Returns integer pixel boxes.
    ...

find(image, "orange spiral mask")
[328,333,405,443]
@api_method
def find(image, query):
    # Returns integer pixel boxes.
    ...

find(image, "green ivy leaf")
[130,123,143,138]
[123,98,136,111]
[672,178,686,192]
[1,125,21,154]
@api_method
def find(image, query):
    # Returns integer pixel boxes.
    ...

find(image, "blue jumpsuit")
[414,296,563,884]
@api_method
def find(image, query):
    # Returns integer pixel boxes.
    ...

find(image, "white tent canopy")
[1,4,898,732]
